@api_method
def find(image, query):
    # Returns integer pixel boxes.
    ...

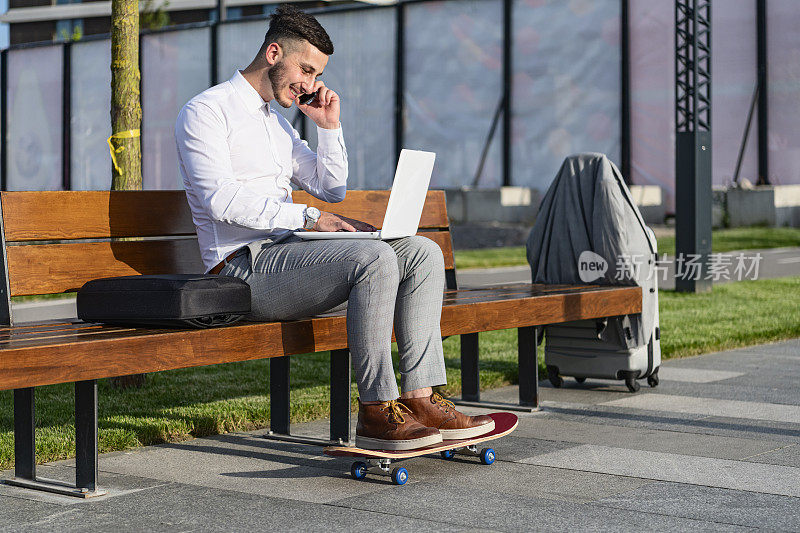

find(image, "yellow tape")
[107,129,140,174]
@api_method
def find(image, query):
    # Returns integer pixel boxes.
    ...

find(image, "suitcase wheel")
[647,368,660,388]
[547,366,563,388]
[623,371,641,393]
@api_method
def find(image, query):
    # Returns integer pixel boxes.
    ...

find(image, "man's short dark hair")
[262,4,334,56]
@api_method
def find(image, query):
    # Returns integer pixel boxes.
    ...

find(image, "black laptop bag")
[77,274,251,328]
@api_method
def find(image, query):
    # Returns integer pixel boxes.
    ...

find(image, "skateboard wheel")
[480,448,496,465]
[440,450,455,460]
[350,461,367,480]
[391,467,409,485]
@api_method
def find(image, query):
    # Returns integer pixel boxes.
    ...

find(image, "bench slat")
[7,239,204,296]
[419,231,454,270]
[0,286,641,390]
[0,323,111,342]
[7,231,454,297]
[441,286,642,334]
[1,191,196,241]
[1,190,449,241]
[442,284,616,300]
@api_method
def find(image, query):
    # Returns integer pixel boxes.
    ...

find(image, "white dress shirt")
[175,71,348,272]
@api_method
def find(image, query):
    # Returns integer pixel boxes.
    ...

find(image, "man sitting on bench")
[175,5,493,450]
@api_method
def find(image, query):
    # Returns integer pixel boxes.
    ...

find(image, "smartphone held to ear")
[298,90,319,105]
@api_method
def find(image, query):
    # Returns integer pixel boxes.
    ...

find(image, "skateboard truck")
[352,458,410,485]
[438,444,496,464]
[349,444,497,485]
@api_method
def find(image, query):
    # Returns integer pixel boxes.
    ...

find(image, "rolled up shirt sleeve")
[176,101,307,231]
[290,124,348,203]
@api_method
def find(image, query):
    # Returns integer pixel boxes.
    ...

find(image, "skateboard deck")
[324,412,518,484]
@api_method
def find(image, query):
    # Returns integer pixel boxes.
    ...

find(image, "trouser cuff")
[357,384,400,403]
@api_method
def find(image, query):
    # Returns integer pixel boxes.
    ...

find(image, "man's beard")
[268,60,293,108]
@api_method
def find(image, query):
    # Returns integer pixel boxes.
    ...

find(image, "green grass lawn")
[656,226,800,256]
[2,275,799,470]
[454,226,800,270]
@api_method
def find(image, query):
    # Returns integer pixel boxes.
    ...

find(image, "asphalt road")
[457,247,800,290]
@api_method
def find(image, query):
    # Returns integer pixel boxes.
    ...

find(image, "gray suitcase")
[528,154,662,392]
[545,226,661,392]
[544,294,661,392]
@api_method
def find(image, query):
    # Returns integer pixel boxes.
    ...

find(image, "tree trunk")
[110,0,142,190]
[110,0,145,389]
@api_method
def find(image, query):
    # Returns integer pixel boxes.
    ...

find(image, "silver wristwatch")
[303,206,321,230]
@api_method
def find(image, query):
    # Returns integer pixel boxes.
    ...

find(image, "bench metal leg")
[460,333,480,402]
[13,387,35,481]
[329,348,351,444]
[518,326,539,408]
[265,353,346,446]
[5,384,106,498]
[451,329,538,413]
[269,356,291,435]
[75,380,98,492]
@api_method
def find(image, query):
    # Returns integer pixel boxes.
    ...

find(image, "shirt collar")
[230,70,270,116]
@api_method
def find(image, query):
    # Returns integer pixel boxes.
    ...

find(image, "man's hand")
[315,211,377,232]
[296,81,340,130]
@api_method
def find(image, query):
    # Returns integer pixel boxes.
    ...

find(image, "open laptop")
[293,149,436,240]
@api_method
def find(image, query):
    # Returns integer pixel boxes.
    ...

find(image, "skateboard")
[324,412,518,485]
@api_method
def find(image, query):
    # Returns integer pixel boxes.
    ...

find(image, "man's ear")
[263,42,283,66]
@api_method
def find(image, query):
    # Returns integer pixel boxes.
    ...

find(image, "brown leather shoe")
[401,392,495,440]
[355,399,443,451]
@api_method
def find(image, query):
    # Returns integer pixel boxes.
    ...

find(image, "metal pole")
[674,0,712,293]
[620,0,631,183]
[210,0,225,86]
[501,0,512,187]
[394,2,405,162]
[733,82,759,186]
[471,96,504,188]
[0,49,7,192]
[62,42,72,190]
[210,21,219,86]
[756,0,768,185]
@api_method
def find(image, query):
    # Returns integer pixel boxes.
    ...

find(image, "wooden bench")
[0,190,641,497]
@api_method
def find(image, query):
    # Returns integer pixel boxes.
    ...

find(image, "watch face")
[305,207,321,229]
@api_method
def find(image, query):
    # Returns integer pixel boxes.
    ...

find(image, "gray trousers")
[220,233,447,401]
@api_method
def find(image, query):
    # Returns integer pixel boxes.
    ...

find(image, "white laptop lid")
[379,149,436,239]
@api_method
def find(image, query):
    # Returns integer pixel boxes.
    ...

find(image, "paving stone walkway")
[2,339,799,532]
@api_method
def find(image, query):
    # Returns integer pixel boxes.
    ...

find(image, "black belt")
[209,248,243,275]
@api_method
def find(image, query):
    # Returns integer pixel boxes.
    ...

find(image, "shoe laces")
[380,399,412,424]
[431,392,455,412]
